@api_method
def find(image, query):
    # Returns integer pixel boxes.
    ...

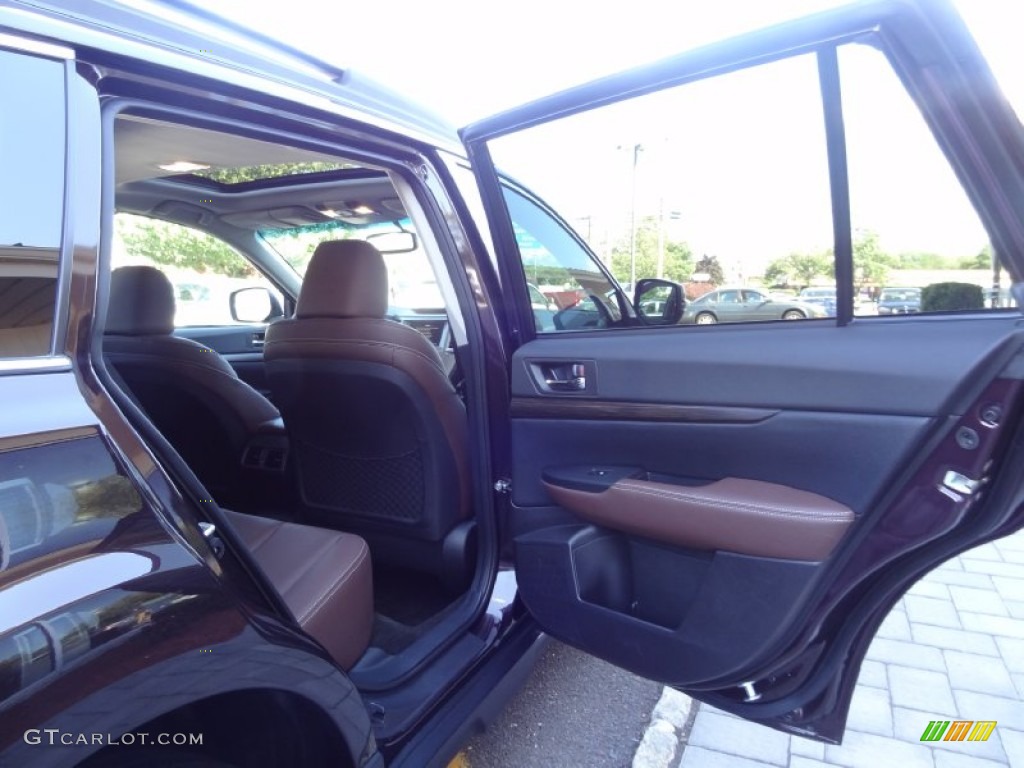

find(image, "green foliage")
[764,250,833,290]
[609,215,693,284]
[921,282,984,311]
[693,254,725,285]
[898,251,958,269]
[896,244,992,270]
[117,215,254,277]
[767,231,897,289]
[262,223,355,274]
[960,244,994,270]
[852,230,896,286]
[194,161,353,185]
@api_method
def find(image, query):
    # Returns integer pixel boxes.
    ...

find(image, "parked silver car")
[682,287,824,324]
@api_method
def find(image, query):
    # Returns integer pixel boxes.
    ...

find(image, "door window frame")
[0,40,73,371]
[461,2,1024,349]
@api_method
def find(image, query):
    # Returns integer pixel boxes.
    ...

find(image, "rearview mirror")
[230,286,284,323]
[366,231,418,254]
[634,278,684,325]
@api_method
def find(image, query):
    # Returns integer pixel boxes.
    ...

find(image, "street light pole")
[629,142,643,288]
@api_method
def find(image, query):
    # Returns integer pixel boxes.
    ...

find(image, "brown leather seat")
[224,510,372,669]
[264,240,472,580]
[104,266,280,507]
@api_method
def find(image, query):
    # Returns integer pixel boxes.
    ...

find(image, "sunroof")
[190,161,358,185]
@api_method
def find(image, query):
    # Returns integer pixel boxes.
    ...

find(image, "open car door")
[460,0,1024,742]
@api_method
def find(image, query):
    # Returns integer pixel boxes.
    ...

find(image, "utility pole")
[627,143,643,288]
[616,142,645,287]
[991,245,1001,308]
[656,196,665,279]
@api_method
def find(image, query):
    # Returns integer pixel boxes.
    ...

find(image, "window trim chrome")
[0,355,73,374]
[0,30,72,60]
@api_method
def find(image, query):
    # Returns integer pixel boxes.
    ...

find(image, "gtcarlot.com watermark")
[24,729,203,747]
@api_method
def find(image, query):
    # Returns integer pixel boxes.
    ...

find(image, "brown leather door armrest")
[542,476,854,561]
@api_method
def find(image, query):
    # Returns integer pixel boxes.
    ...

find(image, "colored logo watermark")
[920,720,997,742]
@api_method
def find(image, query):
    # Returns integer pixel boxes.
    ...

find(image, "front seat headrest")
[296,240,388,320]
[107,266,176,336]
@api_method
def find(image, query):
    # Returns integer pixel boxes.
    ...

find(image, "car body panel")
[1,0,1024,761]
[798,287,838,317]
[0,377,371,767]
[3,1,458,151]
[682,288,822,324]
[877,286,923,314]
[461,0,1024,741]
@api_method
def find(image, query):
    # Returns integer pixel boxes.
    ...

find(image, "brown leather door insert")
[542,477,854,561]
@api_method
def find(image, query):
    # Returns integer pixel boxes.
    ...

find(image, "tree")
[693,254,725,285]
[764,251,832,290]
[766,231,895,290]
[960,244,994,270]
[609,216,693,285]
[852,230,896,288]
[898,251,957,269]
[195,161,356,185]
[116,215,255,277]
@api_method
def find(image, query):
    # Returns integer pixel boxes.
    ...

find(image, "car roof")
[3,0,460,150]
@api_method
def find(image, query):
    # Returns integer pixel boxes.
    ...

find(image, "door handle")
[530,361,589,393]
[527,360,593,394]
[546,363,586,391]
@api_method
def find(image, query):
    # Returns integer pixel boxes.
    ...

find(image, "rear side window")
[840,44,1001,316]
[112,214,282,327]
[473,37,1008,333]
[0,49,65,358]
[483,53,834,331]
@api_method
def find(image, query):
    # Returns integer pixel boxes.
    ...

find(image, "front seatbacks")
[104,266,280,504]
[264,241,470,572]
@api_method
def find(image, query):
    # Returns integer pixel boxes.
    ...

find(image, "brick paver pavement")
[677,530,1024,768]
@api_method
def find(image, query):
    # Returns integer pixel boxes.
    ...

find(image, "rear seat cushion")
[223,510,373,669]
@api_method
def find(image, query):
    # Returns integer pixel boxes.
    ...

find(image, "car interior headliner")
[114,115,407,233]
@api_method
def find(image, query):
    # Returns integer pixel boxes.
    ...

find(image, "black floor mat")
[373,567,453,626]
[369,566,459,654]
[371,614,422,655]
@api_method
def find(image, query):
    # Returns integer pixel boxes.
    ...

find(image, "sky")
[192,0,1023,126]
[180,0,1024,274]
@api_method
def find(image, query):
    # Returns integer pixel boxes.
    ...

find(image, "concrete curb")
[632,687,694,768]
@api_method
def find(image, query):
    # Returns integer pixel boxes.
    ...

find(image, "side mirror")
[633,278,684,325]
[366,231,418,254]
[230,286,284,323]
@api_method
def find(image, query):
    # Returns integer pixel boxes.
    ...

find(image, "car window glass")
[260,218,452,349]
[485,53,833,329]
[111,214,282,327]
[0,51,65,358]
[840,44,1003,317]
[261,218,443,313]
[502,186,621,333]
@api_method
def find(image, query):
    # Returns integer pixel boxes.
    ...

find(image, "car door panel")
[508,412,926,514]
[511,317,1023,415]
[502,318,1024,727]
[515,522,824,684]
[541,473,854,560]
[463,0,1024,741]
